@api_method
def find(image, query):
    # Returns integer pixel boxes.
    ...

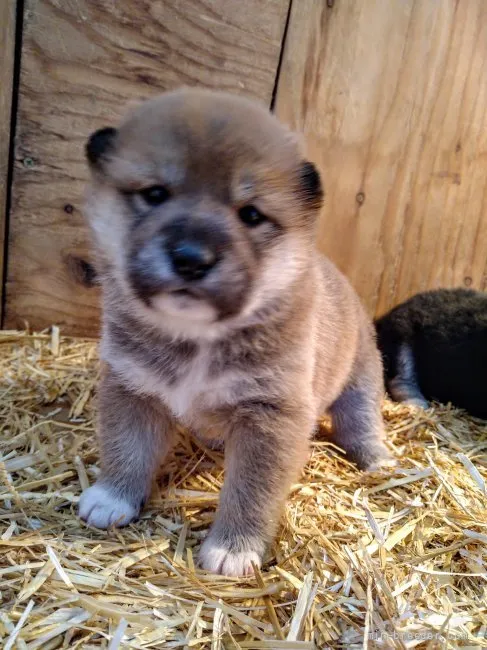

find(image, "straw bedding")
[0,329,486,649]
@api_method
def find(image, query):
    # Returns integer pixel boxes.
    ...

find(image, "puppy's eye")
[238,205,267,227]
[139,185,170,206]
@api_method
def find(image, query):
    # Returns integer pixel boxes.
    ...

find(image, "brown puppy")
[79,88,392,576]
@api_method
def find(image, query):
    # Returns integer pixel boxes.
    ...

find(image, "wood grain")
[0,1,17,321]
[275,0,487,317]
[6,0,290,335]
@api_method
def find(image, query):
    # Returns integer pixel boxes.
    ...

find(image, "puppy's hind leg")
[388,344,429,409]
[330,339,394,471]
[79,367,176,528]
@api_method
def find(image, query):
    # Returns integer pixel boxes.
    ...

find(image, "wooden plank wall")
[276,0,487,317]
[5,0,290,335]
[0,1,17,322]
[4,0,487,333]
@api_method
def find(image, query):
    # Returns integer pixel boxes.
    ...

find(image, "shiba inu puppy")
[79,88,392,576]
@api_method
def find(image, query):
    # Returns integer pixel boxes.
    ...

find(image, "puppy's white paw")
[404,397,429,409]
[79,483,139,529]
[349,441,397,472]
[366,454,398,472]
[199,538,262,577]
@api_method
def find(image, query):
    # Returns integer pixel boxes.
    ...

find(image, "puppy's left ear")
[298,161,323,210]
[85,127,117,171]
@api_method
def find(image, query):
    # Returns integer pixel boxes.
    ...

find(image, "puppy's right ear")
[85,127,117,170]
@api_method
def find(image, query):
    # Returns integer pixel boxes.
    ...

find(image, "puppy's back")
[376,288,487,417]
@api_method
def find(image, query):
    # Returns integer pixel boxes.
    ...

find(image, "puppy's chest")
[161,350,238,420]
[110,343,260,422]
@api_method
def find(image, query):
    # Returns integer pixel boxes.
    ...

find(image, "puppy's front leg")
[79,367,175,528]
[199,401,312,576]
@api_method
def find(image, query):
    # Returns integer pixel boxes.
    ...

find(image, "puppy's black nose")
[168,240,218,281]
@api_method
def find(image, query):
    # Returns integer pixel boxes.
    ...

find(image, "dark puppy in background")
[79,88,392,576]
[376,288,487,418]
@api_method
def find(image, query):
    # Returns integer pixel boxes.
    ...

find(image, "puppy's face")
[85,89,323,334]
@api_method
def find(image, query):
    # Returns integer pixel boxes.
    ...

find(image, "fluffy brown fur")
[79,88,392,576]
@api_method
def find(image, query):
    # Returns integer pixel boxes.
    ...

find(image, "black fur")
[375,288,487,418]
[86,127,117,168]
[299,161,323,209]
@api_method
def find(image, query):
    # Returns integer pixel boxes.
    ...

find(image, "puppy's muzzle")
[167,239,219,282]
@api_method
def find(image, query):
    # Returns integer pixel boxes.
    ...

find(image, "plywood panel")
[0,1,17,320]
[275,0,487,317]
[6,0,290,335]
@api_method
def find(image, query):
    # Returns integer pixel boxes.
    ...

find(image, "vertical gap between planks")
[1,0,25,328]
[270,0,294,112]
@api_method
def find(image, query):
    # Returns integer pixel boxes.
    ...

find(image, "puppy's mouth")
[169,287,203,300]
[128,256,251,322]
[128,262,207,305]
[151,285,209,312]
[149,284,219,324]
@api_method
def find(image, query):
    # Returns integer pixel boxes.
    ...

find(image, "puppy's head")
[85,88,323,336]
